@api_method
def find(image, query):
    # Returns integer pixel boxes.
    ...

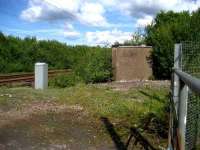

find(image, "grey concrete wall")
[112,46,152,81]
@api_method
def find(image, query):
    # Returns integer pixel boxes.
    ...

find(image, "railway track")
[0,69,71,85]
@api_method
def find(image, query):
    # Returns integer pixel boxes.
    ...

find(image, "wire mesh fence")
[181,41,200,150]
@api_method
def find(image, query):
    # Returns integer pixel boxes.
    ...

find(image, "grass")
[0,84,168,124]
[0,84,169,149]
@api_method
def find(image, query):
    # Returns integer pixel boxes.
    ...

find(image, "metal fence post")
[168,44,181,150]
[173,44,181,115]
[178,83,189,150]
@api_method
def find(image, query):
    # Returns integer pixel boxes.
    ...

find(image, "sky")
[0,0,200,46]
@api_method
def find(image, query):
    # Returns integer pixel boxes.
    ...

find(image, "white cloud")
[85,29,132,46]
[20,0,200,44]
[63,23,80,39]
[21,0,109,27]
[135,15,153,28]
[20,0,200,27]
[44,0,80,12]
[64,23,74,30]
[110,0,199,17]
[97,0,116,7]
[21,0,77,22]
[4,24,80,40]
[98,0,200,28]
[63,30,80,39]
[78,2,109,27]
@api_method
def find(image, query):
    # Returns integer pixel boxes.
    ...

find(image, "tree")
[145,11,191,79]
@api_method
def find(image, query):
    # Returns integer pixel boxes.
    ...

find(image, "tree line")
[0,33,112,83]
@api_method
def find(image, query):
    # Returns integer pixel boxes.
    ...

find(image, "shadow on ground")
[100,117,157,150]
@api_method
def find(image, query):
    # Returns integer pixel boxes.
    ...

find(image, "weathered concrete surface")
[112,46,152,81]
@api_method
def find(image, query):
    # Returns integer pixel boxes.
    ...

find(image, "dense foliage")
[0,32,112,83]
[72,45,112,83]
[49,73,83,88]
[145,9,200,79]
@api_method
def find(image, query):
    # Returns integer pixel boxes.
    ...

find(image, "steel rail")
[0,69,70,79]
[0,69,71,84]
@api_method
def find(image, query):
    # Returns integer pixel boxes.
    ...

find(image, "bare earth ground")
[0,81,170,150]
[0,102,114,150]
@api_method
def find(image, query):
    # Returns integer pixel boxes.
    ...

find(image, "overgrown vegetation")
[0,84,169,134]
[145,9,200,79]
[1,84,169,130]
[0,32,112,83]
[49,73,83,88]
[0,85,169,148]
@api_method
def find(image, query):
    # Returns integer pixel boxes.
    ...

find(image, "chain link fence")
[181,42,200,150]
[170,42,200,150]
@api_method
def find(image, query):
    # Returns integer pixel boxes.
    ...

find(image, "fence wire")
[181,41,200,150]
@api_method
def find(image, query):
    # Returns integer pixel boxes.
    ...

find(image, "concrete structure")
[35,62,48,89]
[112,46,152,81]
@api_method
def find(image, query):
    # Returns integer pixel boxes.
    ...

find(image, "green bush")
[72,46,112,83]
[49,73,83,88]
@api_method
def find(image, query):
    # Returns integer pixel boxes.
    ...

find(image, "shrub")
[72,46,112,83]
[49,73,83,88]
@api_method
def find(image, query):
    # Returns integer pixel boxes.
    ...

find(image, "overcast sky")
[0,0,199,46]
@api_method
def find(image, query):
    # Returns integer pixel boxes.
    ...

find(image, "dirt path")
[0,101,83,127]
[0,102,115,150]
